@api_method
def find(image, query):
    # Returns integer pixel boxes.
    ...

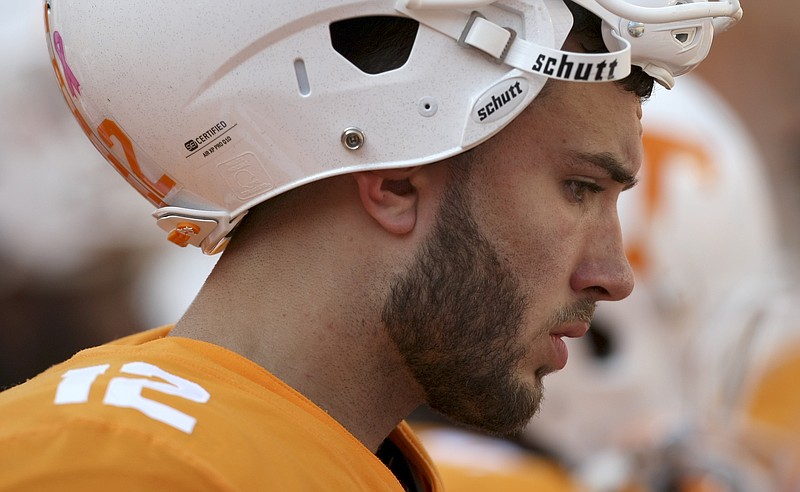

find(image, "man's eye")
[565,179,603,203]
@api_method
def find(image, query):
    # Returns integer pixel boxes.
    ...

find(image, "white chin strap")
[396,3,633,83]
[399,0,742,88]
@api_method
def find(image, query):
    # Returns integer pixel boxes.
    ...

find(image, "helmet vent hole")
[672,28,696,45]
[294,58,311,96]
[330,16,419,75]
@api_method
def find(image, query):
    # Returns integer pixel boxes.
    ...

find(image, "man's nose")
[569,217,635,301]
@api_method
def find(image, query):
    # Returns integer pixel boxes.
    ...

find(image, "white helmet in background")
[44,0,740,253]
[524,73,784,487]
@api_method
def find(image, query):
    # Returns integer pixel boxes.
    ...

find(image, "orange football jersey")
[0,327,441,491]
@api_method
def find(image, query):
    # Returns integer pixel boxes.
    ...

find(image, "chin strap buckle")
[154,207,246,255]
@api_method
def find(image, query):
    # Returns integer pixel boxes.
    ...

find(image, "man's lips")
[549,322,590,370]
[550,322,590,339]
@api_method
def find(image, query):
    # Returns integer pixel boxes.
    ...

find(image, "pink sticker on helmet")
[53,31,81,98]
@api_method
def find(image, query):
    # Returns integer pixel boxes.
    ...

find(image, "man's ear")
[352,168,422,235]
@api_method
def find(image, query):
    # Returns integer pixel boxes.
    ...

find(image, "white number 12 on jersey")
[54,362,211,434]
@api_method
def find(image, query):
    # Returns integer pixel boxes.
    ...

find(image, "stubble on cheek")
[381,169,543,436]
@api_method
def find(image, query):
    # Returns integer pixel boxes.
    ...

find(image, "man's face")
[383,79,643,436]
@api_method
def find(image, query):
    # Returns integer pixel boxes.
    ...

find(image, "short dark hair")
[564,0,655,98]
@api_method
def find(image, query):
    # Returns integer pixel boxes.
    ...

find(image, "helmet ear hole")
[329,16,419,74]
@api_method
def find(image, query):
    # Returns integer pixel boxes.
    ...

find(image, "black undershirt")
[376,438,422,492]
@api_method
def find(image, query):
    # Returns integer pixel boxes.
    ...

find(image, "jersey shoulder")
[0,328,429,491]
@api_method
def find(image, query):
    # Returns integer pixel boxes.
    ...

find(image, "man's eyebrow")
[569,151,638,189]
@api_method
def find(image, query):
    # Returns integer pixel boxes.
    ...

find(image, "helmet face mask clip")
[44,0,740,254]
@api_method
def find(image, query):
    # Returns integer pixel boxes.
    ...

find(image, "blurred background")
[2,1,799,490]
[0,0,218,390]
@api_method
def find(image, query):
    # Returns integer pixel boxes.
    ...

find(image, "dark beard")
[381,166,539,436]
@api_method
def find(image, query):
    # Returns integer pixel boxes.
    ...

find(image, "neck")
[172,184,425,452]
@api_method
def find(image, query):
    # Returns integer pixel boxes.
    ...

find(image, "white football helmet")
[44,0,740,254]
